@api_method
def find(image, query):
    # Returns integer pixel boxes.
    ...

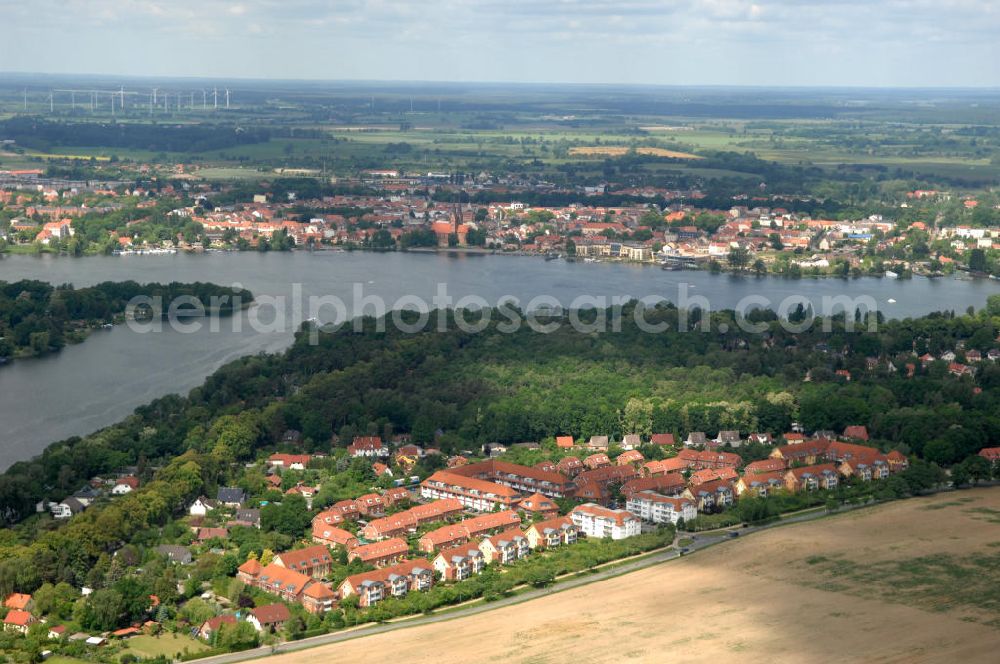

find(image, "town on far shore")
[2,168,999,279]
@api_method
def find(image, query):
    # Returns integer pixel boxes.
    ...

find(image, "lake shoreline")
[2,244,991,282]
[0,251,997,470]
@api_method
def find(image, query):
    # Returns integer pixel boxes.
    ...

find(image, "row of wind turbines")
[27,87,232,114]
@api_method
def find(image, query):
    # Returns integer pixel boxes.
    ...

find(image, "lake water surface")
[1,251,997,469]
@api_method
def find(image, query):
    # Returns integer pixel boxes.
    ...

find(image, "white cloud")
[1,0,998,85]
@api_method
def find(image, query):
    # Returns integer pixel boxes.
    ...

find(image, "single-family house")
[247,604,291,633]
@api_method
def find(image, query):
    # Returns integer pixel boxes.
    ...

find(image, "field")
[567,146,702,159]
[266,487,1000,664]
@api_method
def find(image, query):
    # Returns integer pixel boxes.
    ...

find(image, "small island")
[0,280,253,363]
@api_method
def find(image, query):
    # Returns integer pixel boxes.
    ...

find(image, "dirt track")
[266,488,1000,663]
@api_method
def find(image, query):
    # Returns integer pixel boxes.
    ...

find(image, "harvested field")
[568,146,702,159]
[264,487,1000,663]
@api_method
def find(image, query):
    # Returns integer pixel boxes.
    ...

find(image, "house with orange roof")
[312,524,359,550]
[272,544,334,579]
[432,547,486,581]
[770,439,832,465]
[978,447,1000,463]
[446,459,575,498]
[339,559,434,607]
[616,450,645,466]
[677,449,741,470]
[362,499,464,540]
[842,425,869,441]
[743,458,787,475]
[198,614,236,640]
[735,471,786,498]
[689,467,739,486]
[301,581,337,614]
[3,610,34,634]
[534,460,558,474]
[523,516,578,549]
[622,473,686,498]
[347,436,389,458]
[247,604,291,633]
[354,493,386,517]
[583,453,611,470]
[784,464,840,492]
[381,486,411,507]
[417,511,521,553]
[349,538,409,567]
[478,529,531,565]
[682,479,736,512]
[649,433,677,447]
[556,456,584,477]
[267,453,311,470]
[642,458,689,476]
[556,435,575,449]
[518,492,559,520]
[3,593,32,611]
[236,558,263,584]
[419,471,519,512]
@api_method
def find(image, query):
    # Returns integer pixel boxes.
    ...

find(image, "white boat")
[887,298,896,304]
[884,270,899,279]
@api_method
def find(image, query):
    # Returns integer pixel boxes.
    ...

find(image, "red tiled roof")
[256,564,312,597]
[274,545,332,571]
[350,537,409,562]
[250,603,291,625]
[623,473,686,496]
[650,433,676,446]
[570,503,637,527]
[4,593,32,610]
[4,610,34,627]
[744,458,787,475]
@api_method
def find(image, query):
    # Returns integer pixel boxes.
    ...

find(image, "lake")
[0,250,997,469]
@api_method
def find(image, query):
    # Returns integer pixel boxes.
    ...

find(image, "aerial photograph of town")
[1,1,1000,662]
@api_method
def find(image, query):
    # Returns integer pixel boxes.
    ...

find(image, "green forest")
[0,280,252,359]
[0,301,995,658]
[1,299,998,525]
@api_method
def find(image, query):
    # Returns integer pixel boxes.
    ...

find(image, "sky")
[2,0,999,87]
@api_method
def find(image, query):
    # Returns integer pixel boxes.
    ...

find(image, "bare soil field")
[269,488,1000,664]
[568,146,702,159]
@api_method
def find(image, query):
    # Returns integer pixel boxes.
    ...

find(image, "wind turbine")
[120,86,125,110]
[225,88,230,109]
[152,87,158,105]
[201,89,207,109]
[149,93,153,116]
[213,87,218,109]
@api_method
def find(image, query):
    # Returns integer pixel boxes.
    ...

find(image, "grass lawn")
[124,633,210,659]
